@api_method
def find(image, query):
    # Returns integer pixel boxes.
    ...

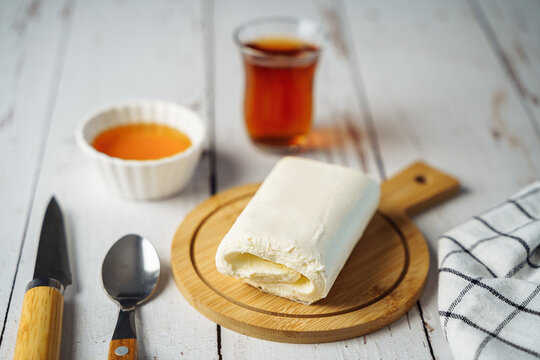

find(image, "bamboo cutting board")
[171,162,459,343]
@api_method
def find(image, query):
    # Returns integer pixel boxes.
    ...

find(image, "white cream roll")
[215,157,380,304]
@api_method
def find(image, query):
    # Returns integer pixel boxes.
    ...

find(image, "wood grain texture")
[0,1,217,359]
[0,0,538,358]
[171,162,459,343]
[108,338,137,360]
[0,0,72,336]
[475,0,540,128]
[13,287,64,360]
[344,0,540,358]
[211,0,435,357]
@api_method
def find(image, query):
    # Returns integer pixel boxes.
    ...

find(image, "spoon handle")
[108,338,137,359]
[108,309,137,359]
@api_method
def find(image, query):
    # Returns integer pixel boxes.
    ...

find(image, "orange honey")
[92,123,191,160]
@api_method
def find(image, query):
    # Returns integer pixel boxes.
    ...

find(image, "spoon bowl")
[102,234,160,308]
[102,234,161,359]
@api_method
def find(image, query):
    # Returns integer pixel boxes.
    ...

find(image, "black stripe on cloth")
[501,203,539,277]
[505,260,529,278]
[473,284,540,360]
[440,235,498,269]
[439,218,539,269]
[440,236,497,277]
[473,216,540,268]
[439,268,540,317]
[508,199,536,221]
[505,220,540,277]
[475,185,539,222]
[442,277,481,339]
[438,311,540,358]
[477,199,511,218]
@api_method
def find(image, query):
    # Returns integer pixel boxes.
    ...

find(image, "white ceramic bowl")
[76,100,206,200]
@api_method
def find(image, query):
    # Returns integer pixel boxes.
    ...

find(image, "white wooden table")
[1,0,539,358]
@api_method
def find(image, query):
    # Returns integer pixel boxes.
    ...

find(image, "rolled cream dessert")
[215,157,380,304]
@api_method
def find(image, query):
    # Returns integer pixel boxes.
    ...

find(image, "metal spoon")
[102,234,161,359]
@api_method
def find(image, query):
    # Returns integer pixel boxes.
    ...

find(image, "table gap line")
[417,301,436,359]
[0,0,77,348]
[338,1,436,358]
[204,0,217,198]
[337,0,386,180]
[202,0,222,358]
[468,0,540,139]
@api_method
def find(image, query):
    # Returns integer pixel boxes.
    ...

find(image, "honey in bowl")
[92,123,191,160]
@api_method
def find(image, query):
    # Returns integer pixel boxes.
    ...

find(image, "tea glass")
[234,17,328,153]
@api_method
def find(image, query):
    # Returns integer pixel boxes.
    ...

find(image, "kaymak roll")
[215,157,380,304]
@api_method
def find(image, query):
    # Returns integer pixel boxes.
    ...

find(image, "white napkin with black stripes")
[438,181,540,360]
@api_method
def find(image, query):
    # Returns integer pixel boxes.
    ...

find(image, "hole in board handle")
[414,174,426,184]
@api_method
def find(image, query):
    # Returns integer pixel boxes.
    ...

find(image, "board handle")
[13,286,64,360]
[379,161,459,216]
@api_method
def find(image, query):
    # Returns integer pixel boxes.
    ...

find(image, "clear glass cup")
[234,17,328,153]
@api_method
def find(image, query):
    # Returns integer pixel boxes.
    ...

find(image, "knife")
[13,197,72,360]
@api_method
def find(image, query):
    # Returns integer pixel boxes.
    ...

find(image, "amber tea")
[235,18,327,153]
[242,37,319,150]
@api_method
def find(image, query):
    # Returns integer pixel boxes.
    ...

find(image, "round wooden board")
[171,162,459,343]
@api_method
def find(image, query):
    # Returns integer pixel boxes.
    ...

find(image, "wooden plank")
[212,0,432,358]
[0,0,218,358]
[344,0,540,359]
[0,0,72,345]
[474,0,540,130]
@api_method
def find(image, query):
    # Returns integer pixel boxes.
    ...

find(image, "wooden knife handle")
[108,338,137,359]
[13,286,64,360]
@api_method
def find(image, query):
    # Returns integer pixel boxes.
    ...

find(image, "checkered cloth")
[438,181,540,360]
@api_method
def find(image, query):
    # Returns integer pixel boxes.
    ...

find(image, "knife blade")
[14,197,72,360]
[33,197,72,288]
